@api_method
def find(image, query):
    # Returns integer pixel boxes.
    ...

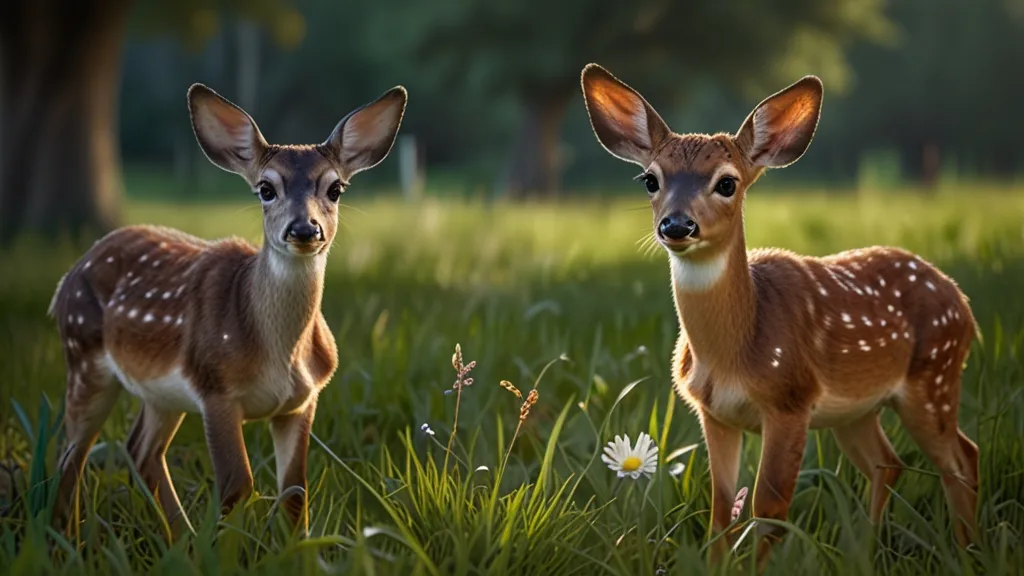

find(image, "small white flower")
[601,432,658,479]
[420,423,435,436]
[668,462,686,477]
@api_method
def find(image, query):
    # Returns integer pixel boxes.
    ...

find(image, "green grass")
[1,187,1023,574]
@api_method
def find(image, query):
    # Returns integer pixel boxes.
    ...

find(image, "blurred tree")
[388,0,892,198]
[0,0,303,243]
[825,0,1024,186]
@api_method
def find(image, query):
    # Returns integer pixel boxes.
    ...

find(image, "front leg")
[698,408,743,562]
[752,410,810,570]
[270,399,316,534]
[201,397,253,515]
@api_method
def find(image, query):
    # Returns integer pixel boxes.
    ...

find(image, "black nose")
[659,215,698,241]
[286,219,322,243]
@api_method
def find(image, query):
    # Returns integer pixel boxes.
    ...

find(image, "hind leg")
[126,405,192,538]
[895,377,979,546]
[832,411,905,524]
[54,356,120,535]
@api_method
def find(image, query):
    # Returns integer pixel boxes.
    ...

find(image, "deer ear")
[188,84,268,177]
[323,86,408,178]
[581,63,671,167]
[735,76,823,168]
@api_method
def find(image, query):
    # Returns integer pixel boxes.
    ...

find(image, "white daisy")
[602,433,658,479]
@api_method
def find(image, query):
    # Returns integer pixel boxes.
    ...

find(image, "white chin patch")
[670,249,729,292]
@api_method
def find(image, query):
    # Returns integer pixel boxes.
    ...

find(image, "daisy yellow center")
[621,456,642,472]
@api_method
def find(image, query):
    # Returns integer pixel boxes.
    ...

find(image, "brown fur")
[581,63,980,566]
[52,83,407,538]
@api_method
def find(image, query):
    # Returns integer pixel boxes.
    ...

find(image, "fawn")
[580,64,980,564]
[50,82,407,537]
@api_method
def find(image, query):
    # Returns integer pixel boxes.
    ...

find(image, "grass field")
[1,188,1023,575]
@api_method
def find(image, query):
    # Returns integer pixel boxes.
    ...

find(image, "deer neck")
[249,246,327,355]
[670,232,756,371]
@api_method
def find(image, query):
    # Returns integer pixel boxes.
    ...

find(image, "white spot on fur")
[925,402,935,413]
[143,313,154,323]
[862,316,872,326]
[670,251,729,292]
[819,286,828,296]
[841,312,851,323]
[909,274,917,282]
[106,256,114,263]
[75,290,82,298]
[162,291,172,299]
[891,332,898,340]
[903,331,910,339]
[140,254,148,263]
[887,304,894,312]
[908,261,917,270]
[222,333,230,341]
[145,289,156,298]
[936,375,944,384]
[771,359,779,368]
[128,309,138,319]
[163,315,173,323]
[175,316,183,326]
[152,260,161,267]
[880,319,887,326]
[879,278,886,287]
[931,347,938,358]
[941,404,950,413]
[894,289,902,298]
[101,355,201,413]
[926,281,936,291]
[76,315,84,325]
[84,260,92,269]
[116,305,124,314]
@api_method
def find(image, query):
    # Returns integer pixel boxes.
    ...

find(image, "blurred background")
[2,0,1023,241]
[2,3,1024,571]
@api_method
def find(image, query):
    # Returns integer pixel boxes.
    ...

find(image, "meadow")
[1,185,1023,575]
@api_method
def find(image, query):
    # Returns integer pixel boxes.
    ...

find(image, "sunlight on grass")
[1,189,1022,574]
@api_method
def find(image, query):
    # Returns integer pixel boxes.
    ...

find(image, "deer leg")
[698,408,743,562]
[200,398,253,515]
[269,399,316,535]
[55,357,120,534]
[126,405,192,538]
[832,411,904,524]
[752,410,810,570]
[894,380,979,547]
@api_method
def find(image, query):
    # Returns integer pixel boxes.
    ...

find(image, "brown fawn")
[50,82,407,537]
[580,64,979,563]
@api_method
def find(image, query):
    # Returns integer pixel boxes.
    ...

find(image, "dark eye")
[257,182,276,202]
[637,173,659,193]
[326,181,343,202]
[714,177,736,197]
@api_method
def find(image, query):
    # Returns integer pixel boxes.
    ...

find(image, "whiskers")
[635,231,662,259]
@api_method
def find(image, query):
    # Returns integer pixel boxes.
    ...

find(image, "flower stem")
[443,383,462,479]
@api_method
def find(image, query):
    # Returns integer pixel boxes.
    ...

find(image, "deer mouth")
[659,237,708,255]
[283,239,326,256]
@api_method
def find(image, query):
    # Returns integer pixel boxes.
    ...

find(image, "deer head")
[581,64,822,275]
[188,84,408,259]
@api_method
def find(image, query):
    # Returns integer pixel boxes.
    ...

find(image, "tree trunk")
[0,0,132,245]
[500,89,573,200]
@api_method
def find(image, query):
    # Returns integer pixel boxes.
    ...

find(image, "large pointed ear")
[323,86,408,178]
[581,63,671,167]
[188,84,268,177]
[735,76,823,168]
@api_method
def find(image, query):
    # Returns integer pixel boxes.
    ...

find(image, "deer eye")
[714,177,737,197]
[256,182,276,202]
[326,181,343,202]
[636,172,659,193]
